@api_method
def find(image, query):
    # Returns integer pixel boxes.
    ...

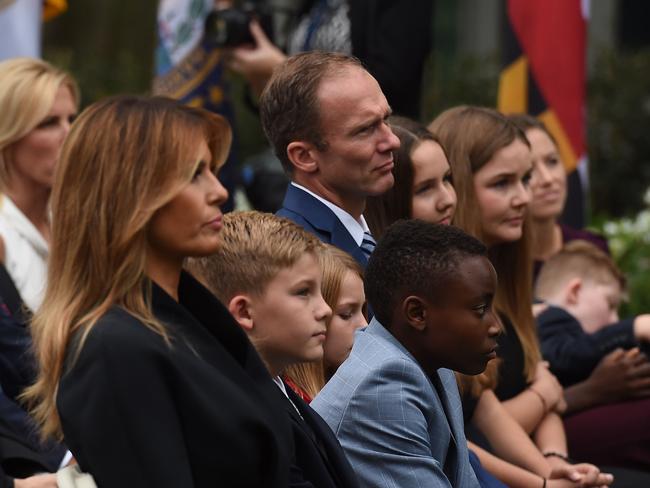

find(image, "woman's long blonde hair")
[430,106,540,384]
[0,57,79,189]
[285,245,364,399]
[23,96,231,439]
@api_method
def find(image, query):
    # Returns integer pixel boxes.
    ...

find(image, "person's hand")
[13,473,58,488]
[583,348,650,404]
[549,462,613,487]
[633,314,650,343]
[532,302,549,317]
[226,20,286,96]
[532,362,565,412]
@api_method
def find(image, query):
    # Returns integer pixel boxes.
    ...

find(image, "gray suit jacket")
[312,319,479,488]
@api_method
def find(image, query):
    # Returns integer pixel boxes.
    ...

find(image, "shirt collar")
[291,182,369,246]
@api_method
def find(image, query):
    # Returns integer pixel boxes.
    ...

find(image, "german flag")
[498,0,587,227]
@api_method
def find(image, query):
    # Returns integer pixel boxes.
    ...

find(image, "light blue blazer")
[312,319,480,488]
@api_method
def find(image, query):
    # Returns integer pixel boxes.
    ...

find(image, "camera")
[204,2,274,48]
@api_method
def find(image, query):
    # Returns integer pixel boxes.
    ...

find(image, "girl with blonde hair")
[285,244,366,401]
[23,95,292,487]
[0,57,78,314]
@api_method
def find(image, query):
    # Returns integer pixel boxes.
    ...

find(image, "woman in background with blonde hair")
[23,95,292,487]
[0,57,78,315]
[0,57,77,488]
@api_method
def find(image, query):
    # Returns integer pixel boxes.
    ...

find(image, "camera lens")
[204,8,254,48]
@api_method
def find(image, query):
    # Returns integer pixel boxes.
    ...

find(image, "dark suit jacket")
[537,305,638,386]
[277,184,368,268]
[0,294,66,480]
[57,272,293,488]
[0,299,33,401]
[284,383,359,488]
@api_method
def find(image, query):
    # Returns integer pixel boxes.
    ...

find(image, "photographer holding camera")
[219,0,433,120]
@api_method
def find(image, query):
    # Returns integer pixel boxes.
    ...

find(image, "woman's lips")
[205,215,223,230]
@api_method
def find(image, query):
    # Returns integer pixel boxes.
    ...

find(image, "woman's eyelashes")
[191,162,206,182]
[546,155,560,167]
[37,114,75,129]
[490,177,510,190]
[491,172,532,190]
[191,161,218,182]
[414,181,434,195]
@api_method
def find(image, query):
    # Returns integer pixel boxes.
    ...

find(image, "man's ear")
[287,141,320,174]
[565,278,583,306]
[402,295,428,331]
[228,295,255,332]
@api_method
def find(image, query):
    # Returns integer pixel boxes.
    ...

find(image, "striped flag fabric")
[153,0,238,211]
[498,0,588,227]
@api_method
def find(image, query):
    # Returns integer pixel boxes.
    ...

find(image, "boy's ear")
[402,295,428,331]
[565,278,583,306]
[227,295,255,331]
[287,141,320,174]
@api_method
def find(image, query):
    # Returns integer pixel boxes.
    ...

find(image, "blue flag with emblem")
[154,0,238,210]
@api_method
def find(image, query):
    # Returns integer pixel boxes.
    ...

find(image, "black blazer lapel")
[285,384,359,488]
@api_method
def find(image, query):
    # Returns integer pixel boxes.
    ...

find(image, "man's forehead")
[317,66,378,95]
[316,69,389,122]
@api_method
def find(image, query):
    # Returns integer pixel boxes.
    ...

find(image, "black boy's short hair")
[365,220,488,326]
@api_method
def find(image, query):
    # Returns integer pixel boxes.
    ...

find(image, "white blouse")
[0,195,49,312]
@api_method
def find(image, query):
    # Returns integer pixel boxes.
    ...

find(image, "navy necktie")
[360,231,376,259]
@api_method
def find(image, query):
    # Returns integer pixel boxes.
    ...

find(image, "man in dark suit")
[259,51,400,268]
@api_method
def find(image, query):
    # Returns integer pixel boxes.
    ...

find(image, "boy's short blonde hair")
[187,211,323,303]
[535,240,626,300]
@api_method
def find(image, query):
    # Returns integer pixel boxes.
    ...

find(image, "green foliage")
[588,47,650,218]
[588,48,650,315]
[43,0,158,108]
[594,189,650,316]
[421,53,500,124]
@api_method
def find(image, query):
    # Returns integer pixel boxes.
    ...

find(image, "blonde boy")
[187,210,360,488]
[535,240,650,387]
